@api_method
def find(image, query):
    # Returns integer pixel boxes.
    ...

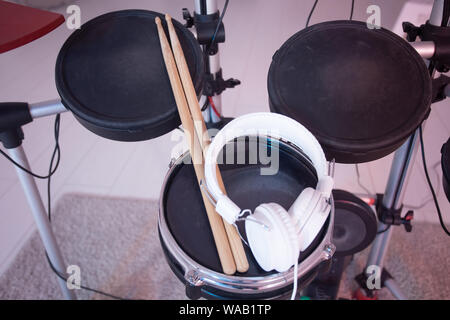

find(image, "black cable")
[350,0,355,20]
[42,116,129,299]
[47,114,60,222]
[442,0,450,27]
[419,55,450,237]
[419,125,450,237]
[0,145,60,179]
[355,164,373,196]
[200,96,210,111]
[306,0,319,28]
[377,225,391,235]
[206,0,230,54]
[45,253,128,300]
[306,0,354,28]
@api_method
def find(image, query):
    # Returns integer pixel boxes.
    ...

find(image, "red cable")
[208,96,221,119]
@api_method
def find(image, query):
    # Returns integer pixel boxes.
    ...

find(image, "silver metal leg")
[29,99,67,119]
[430,0,446,25]
[207,52,224,123]
[194,0,224,123]
[366,223,394,272]
[363,129,419,299]
[384,278,407,300]
[7,133,75,299]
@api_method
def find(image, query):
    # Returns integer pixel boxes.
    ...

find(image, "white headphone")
[204,113,334,274]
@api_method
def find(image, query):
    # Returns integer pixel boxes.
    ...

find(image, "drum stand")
[0,100,75,300]
[356,0,450,300]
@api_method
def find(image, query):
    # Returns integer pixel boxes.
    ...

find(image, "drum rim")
[442,138,450,201]
[55,9,204,132]
[442,138,450,181]
[158,138,335,294]
[268,20,432,156]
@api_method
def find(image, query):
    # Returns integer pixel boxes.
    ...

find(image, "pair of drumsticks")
[155,15,249,274]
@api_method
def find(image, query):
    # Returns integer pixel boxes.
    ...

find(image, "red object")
[0,0,65,53]
[208,96,221,119]
[361,196,376,206]
[367,197,376,206]
[354,288,378,300]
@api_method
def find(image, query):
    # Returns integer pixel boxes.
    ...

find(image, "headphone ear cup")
[288,187,316,221]
[289,188,331,251]
[246,203,300,272]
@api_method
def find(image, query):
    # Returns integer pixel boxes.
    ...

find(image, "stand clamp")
[432,74,450,103]
[182,8,225,55]
[403,21,450,72]
[182,7,241,102]
[203,69,241,97]
[354,268,395,299]
[376,195,414,233]
[182,8,195,28]
[0,102,32,149]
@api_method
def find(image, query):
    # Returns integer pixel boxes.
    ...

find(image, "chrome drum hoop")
[158,139,335,296]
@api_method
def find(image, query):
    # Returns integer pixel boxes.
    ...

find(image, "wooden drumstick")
[155,17,236,275]
[165,14,249,273]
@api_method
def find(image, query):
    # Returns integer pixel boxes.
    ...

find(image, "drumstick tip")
[165,14,172,22]
[155,16,161,25]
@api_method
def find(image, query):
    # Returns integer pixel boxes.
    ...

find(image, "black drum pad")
[56,10,203,141]
[162,139,329,276]
[332,190,377,256]
[442,138,450,202]
[268,21,432,163]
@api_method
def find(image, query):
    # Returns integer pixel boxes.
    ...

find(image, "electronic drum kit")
[2,2,450,300]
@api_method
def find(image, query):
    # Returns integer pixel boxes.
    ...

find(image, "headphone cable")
[291,257,299,300]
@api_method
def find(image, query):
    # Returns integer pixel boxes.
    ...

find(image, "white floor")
[0,0,449,276]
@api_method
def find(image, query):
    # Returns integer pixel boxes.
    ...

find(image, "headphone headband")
[204,112,332,224]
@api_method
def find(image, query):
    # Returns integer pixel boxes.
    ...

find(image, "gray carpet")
[0,193,449,300]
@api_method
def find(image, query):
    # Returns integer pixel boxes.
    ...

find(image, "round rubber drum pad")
[268,21,431,163]
[332,190,377,256]
[56,10,204,141]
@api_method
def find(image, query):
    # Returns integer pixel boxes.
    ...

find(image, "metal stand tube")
[410,41,436,60]
[430,0,445,25]
[365,131,418,273]
[384,278,408,300]
[383,130,420,210]
[3,98,74,299]
[363,109,420,302]
[208,53,223,123]
[194,0,223,123]
[29,99,67,119]
[8,145,76,300]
